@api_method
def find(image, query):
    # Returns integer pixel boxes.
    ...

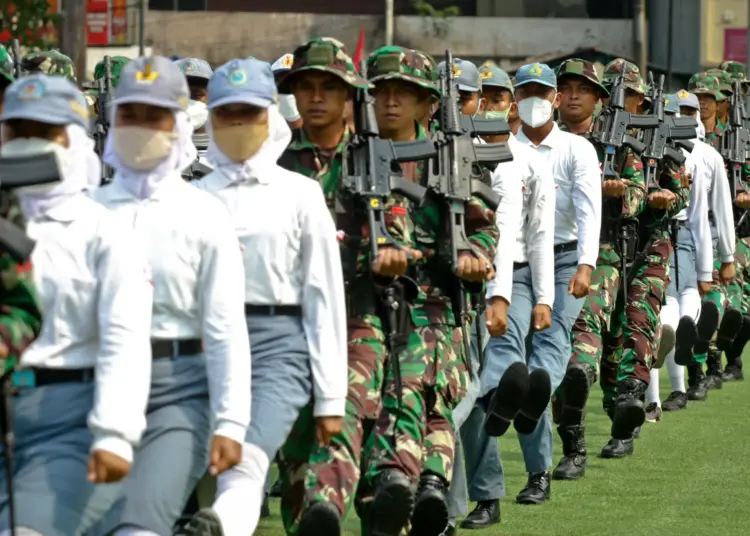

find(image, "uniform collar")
[105,173,185,202]
[516,121,560,149]
[42,193,90,222]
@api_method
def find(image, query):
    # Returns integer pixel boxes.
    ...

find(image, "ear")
[552,91,562,109]
[478,96,487,115]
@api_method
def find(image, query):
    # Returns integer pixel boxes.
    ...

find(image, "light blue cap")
[174,58,214,81]
[2,74,89,130]
[437,57,481,92]
[478,64,513,92]
[514,63,557,89]
[113,56,190,111]
[208,58,276,110]
[663,94,680,114]
[271,53,294,74]
[674,89,700,110]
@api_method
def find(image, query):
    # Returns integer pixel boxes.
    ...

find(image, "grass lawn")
[256,369,750,535]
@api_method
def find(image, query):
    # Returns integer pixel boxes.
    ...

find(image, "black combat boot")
[686,364,709,401]
[551,364,594,481]
[410,474,449,536]
[298,502,342,536]
[182,508,224,536]
[516,471,551,505]
[600,428,638,459]
[674,316,698,366]
[705,348,724,390]
[724,315,750,381]
[662,390,688,411]
[552,424,587,480]
[369,470,413,536]
[716,306,743,351]
[611,378,648,440]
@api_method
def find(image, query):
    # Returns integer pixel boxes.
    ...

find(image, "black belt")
[11,367,95,388]
[514,261,529,271]
[245,304,303,317]
[151,338,202,359]
[554,240,578,255]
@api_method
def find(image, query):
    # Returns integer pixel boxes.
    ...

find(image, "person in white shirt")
[91,57,250,536]
[187,58,347,536]
[480,62,601,506]
[0,74,153,536]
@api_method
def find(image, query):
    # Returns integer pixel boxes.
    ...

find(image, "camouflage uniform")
[690,73,727,150]
[84,56,131,111]
[21,49,76,81]
[0,45,13,90]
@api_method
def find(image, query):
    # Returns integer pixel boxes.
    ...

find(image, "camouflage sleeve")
[662,161,690,219]
[0,253,42,366]
[620,150,647,219]
[466,196,499,263]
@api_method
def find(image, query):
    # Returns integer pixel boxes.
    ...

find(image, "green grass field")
[256,370,750,535]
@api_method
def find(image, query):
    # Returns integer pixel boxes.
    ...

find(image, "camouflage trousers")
[741,238,750,315]
[695,246,731,365]
[727,237,750,313]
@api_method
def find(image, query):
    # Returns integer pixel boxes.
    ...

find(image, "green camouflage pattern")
[688,72,725,101]
[278,37,371,93]
[718,60,748,82]
[556,58,609,95]
[603,58,647,94]
[704,118,728,150]
[89,56,131,95]
[706,67,734,94]
[0,45,13,84]
[366,46,439,96]
[740,238,750,316]
[21,49,76,81]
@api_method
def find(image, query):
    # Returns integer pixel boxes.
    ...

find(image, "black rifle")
[9,39,20,79]
[721,79,750,237]
[82,56,113,182]
[180,133,212,181]
[0,151,62,536]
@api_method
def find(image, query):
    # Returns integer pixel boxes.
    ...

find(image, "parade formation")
[0,35,748,536]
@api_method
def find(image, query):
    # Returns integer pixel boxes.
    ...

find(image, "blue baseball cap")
[113,56,190,111]
[674,88,700,110]
[514,63,557,90]
[478,64,513,93]
[174,58,213,81]
[437,57,481,92]
[663,94,680,114]
[271,53,294,75]
[2,74,89,129]
[208,58,277,110]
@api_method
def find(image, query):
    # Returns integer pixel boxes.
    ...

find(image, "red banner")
[86,0,109,46]
[724,28,747,63]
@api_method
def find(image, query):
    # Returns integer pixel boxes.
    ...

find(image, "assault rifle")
[181,133,213,181]
[721,79,750,236]
[82,56,113,182]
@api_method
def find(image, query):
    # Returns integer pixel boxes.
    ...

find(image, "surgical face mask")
[213,122,269,162]
[517,95,555,128]
[1,137,75,195]
[278,94,300,123]
[113,126,176,171]
[187,99,208,131]
[484,109,510,121]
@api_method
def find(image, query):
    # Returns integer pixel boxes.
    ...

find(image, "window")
[148,0,205,9]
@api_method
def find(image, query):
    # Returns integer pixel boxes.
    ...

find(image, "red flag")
[353,26,365,71]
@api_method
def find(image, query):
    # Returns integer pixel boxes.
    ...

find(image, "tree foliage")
[0,1,60,48]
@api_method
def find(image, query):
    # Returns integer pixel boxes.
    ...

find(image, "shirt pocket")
[39,273,98,344]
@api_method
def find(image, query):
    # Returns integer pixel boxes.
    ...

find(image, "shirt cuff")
[213,420,248,445]
[697,271,713,282]
[314,396,346,417]
[721,254,735,264]
[91,434,134,464]
[577,254,598,269]
[485,281,512,304]
[536,296,554,307]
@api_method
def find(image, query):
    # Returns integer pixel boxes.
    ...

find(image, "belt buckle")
[12,369,36,388]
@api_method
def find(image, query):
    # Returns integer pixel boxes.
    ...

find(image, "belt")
[513,261,529,271]
[11,367,95,388]
[554,240,578,255]
[151,338,203,359]
[245,304,303,317]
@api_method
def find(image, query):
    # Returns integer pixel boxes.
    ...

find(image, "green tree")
[0,1,60,49]
[412,1,461,39]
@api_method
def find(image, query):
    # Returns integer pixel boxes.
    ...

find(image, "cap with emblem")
[674,88,699,110]
[113,56,190,111]
[174,58,214,81]
[271,53,295,75]
[0,45,13,85]
[706,67,734,94]
[89,56,131,95]
[602,59,646,94]
[437,57,482,92]
[208,58,276,110]
[514,63,557,90]
[688,72,725,101]
[1,74,89,129]
[556,58,609,96]
[478,64,514,93]
[718,60,747,82]
[663,94,679,114]
[278,37,370,94]
[366,46,439,97]
[21,49,76,82]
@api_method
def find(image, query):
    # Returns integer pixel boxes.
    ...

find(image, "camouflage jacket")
[638,160,690,241]
[0,192,42,373]
[705,119,727,151]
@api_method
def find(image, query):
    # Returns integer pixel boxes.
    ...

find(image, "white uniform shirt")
[682,142,716,282]
[22,193,154,463]
[94,177,251,444]
[194,168,348,418]
[487,134,556,307]
[699,141,735,264]
[515,123,602,267]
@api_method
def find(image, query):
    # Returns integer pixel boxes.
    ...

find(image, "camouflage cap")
[0,45,12,85]
[602,58,646,94]
[365,46,439,97]
[706,67,733,94]
[688,72,725,101]
[21,49,76,82]
[89,56,131,95]
[718,60,747,82]
[278,37,371,94]
[556,58,609,96]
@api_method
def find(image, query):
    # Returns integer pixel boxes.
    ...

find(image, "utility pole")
[746,0,750,66]
[139,0,146,56]
[633,0,648,75]
[666,0,674,89]
[60,0,87,82]
[385,0,394,46]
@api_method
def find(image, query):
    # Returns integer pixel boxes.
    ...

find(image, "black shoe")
[261,494,270,518]
[369,470,413,536]
[410,474,449,536]
[516,472,551,505]
[484,362,530,437]
[600,435,635,458]
[557,365,594,425]
[661,391,688,411]
[723,315,750,381]
[298,502,341,536]
[706,349,724,390]
[723,364,744,381]
[717,307,743,351]
[654,324,676,369]
[269,478,282,497]
[182,509,224,536]
[552,424,587,481]
[686,365,709,401]
[459,500,500,529]
[514,368,552,435]
[611,379,647,440]
[674,316,698,366]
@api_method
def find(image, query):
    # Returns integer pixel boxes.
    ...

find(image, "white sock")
[213,442,269,536]
[648,368,661,406]
[114,527,160,536]
[679,288,702,321]
[666,349,686,392]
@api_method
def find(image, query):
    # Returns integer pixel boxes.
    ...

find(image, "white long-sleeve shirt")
[22,193,154,463]
[194,167,348,418]
[515,123,602,267]
[94,176,251,444]
[487,134,556,307]
[682,142,716,282]
[701,141,735,263]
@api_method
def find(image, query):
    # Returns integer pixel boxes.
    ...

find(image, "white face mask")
[696,120,706,141]
[0,137,75,195]
[187,99,208,131]
[113,126,177,171]
[278,94,300,123]
[518,95,555,128]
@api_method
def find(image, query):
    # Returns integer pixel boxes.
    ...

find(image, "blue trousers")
[667,223,697,298]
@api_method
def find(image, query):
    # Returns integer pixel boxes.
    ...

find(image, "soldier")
[272,53,303,129]
[706,68,734,128]
[0,74,154,535]
[0,45,14,112]
[92,57,251,536]
[412,50,439,132]
[718,60,749,94]
[21,49,77,81]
